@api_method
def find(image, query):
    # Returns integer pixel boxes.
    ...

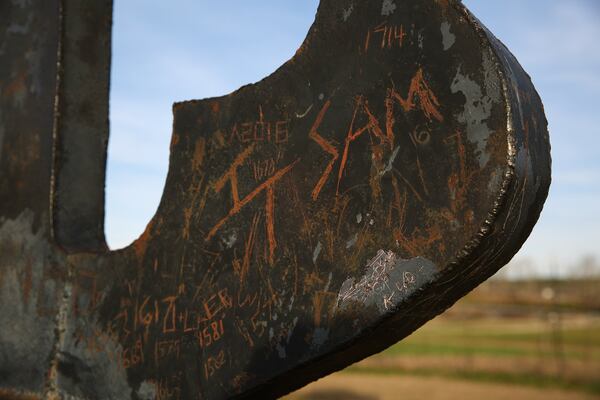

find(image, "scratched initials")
[205,145,299,265]
[309,69,443,200]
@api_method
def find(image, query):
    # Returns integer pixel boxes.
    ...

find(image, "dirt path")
[285,373,598,400]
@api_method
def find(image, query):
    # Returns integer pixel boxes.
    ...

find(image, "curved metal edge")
[239,1,551,397]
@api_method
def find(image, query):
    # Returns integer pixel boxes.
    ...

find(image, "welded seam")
[48,0,65,244]
[45,266,73,400]
[45,0,68,397]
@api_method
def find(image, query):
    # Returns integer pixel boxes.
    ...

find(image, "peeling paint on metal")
[311,328,329,349]
[0,211,59,393]
[440,22,455,51]
[345,233,358,249]
[313,241,323,263]
[223,231,238,249]
[57,312,131,399]
[449,219,461,231]
[381,0,397,16]
[276,343,287,359]
[451,67,496,167]
[343,4,354,22]
[137,381,157,400]
[324,272,333,292]
[289,317,299,341]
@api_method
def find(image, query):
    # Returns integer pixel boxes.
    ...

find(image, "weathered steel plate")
[0,0,550,398]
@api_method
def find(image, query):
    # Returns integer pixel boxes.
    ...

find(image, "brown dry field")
[285,279,600,399]
[287,373,599,400]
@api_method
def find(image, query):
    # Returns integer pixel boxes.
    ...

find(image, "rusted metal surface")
[0,0,551,399]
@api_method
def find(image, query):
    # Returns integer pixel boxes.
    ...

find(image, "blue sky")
[106,0,600,277]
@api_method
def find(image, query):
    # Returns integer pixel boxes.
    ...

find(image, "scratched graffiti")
[226,115,290,146]
[336,250,436,314]
[0,0,550,398]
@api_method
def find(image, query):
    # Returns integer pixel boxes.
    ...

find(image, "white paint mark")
[312,327,329,348]
[451,67,495,167]
[356,213,363,224]
[379,146,400,176]
[370,219,375,226]
[313,241,323,263]
[381,0,397,16]
[440,22,456,51]
[295,103,313,119]
[335,250,399,311]
[450,219,461,231]
[288,317,299,341]
[318,93,325,101]
[276,343,287,358]
[418,32,424,49]
[335,250,436,314]
[343,4,354,21]
[256,320,267,331]
[223,232,237,248]
[324,272,333,292]
[137,381,157,400]
[346,233,358,249]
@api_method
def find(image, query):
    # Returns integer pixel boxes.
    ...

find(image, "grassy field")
[286,279,600,399]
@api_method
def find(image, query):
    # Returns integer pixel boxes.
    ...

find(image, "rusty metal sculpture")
[0,0,551,399]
